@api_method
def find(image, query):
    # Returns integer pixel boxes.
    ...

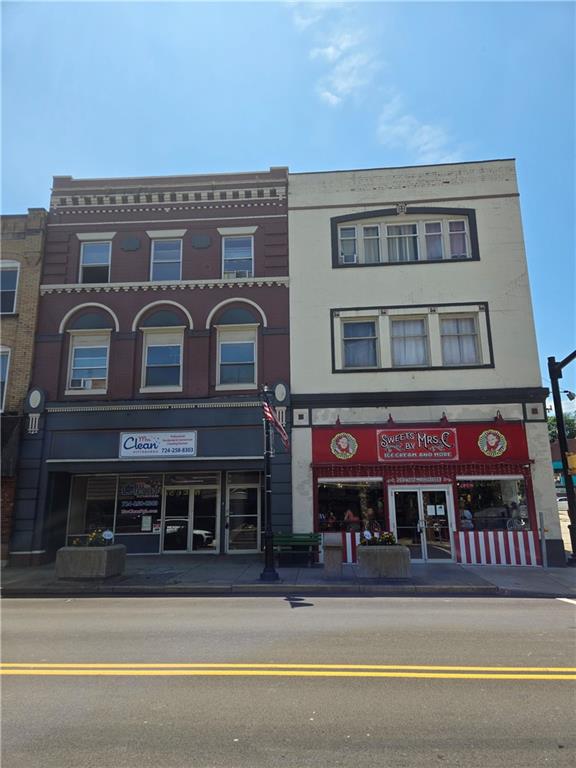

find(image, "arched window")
[213,305,260,390]
[63,309,115,395]
[138,306,188,393]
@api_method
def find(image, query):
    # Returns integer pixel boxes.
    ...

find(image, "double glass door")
[389,486,455,561]
[162,487,219,553]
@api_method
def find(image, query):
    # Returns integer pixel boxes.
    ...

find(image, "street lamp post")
[548,350,576,565]
[260,385,280,582]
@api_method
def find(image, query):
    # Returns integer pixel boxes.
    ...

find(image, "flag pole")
[260,385,280,582]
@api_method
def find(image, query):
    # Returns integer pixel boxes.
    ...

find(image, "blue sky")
[2,0,575,401]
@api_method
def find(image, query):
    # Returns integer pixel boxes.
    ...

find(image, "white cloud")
[317,51,378,106]
[377,95,462,164]
[289,2,337,31]
[310,32,359,62]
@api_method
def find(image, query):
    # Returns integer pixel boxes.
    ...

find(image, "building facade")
[288,160,562,566]
[1,209,47,564]
[9,170,291,564]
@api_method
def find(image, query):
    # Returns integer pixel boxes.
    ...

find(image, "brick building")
[9,170,291,563]
[1,209,47,563]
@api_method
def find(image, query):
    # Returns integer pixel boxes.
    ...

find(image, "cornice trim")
[40,277,289,295]
[46,400,263,413]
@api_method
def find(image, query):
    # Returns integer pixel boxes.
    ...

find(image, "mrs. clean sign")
[119,431,197,459]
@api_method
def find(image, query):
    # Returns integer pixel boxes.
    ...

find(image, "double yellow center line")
[1,663,575,680]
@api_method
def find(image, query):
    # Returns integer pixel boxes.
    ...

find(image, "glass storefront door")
[162,486,219,553]
[225,474,261,552]
[389,486,455,561]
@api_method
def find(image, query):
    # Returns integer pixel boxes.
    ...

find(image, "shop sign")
[377,428,458,461]
[119,431,197,459]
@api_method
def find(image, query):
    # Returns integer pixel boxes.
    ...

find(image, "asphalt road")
[2,596,575,768]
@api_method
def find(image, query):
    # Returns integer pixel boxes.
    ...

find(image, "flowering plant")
[360,531,397,546]
[70,529,111,547]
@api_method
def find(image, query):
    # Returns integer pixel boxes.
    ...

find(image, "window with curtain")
[151,240,182,281]
[362,226,381,263]
[80,242,111,283]
[449,221,468,258]
[391,318,429,366]
[343,321,378,367]
[386,224,419,262]
[222,237,254,278]
[440,317,480,365]
[425,222,443,260]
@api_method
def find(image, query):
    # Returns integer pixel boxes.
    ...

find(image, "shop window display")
[456,478,529,531]
[116,476,162,534]
[67,476,116,544]
[318,481,385,533]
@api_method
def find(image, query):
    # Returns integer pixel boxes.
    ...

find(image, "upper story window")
[332,207,478,268]
[222,236,254,278]
[80,242,111,283]
[0,262,20,313]
[0,348,10,411]
[332,303,491,372]
[390,318,429,367]
[342,320,378,368]
[440,316,479,365]
[151,239,182,281]
[218,329,256,386]
[63,308,117,396]
[141,329,183,392]
[67,333,110,394]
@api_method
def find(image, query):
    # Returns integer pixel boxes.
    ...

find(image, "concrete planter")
[356,545,411,579]
[56,544,126,580]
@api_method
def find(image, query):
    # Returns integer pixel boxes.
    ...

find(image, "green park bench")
[273,532,322,567]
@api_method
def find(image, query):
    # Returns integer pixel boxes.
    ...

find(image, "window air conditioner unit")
[70,378,92,390]
[224,270,251,279]
[342,253,357,264]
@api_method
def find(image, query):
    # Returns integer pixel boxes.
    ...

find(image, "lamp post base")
[259,566,281,582]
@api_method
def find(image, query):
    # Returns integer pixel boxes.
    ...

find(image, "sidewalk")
[2,555,576,598]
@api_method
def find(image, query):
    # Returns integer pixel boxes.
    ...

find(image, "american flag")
[263,399,290,451]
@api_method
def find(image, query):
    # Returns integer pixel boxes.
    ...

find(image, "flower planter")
[356,545,411,579]
[56,544,126,580]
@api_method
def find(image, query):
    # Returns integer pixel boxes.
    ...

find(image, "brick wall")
[1,209,46,413]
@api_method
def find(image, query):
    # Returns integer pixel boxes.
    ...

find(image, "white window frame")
[221,236,254,279]
[150,239,183,282]
[439,314,481,366]
[0,261,20,314]
[65,331,111,395]
[333,305,489,372]
[140,327,184,393]
[338,217,471,265]
[390,316,430,368]
[0,346,11,412]
[216,325,258,391]
[339,226,358,264]
[341,319,379,369]
[80,242,111,284]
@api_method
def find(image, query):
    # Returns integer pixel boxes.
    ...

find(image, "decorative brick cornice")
[46,400,262,413]
[40,277,289,296]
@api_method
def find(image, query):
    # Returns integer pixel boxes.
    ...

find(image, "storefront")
[312,421,541,566]
[11,400,292,563]
[66,470,262,554]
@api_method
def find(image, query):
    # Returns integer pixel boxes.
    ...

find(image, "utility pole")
[548,350,576,565]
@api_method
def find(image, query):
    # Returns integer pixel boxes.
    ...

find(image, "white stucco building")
[288,160,561,566]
